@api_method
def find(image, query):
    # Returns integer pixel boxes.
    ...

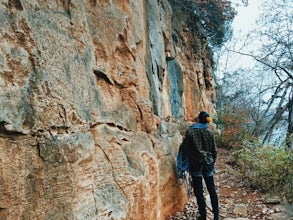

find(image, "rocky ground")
[167,148,293,220]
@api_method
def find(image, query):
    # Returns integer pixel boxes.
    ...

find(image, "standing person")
[181,111,219,220]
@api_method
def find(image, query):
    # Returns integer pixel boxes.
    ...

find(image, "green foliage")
[232,141,293,202]
[193,0,236,47]
[172,0,236,47]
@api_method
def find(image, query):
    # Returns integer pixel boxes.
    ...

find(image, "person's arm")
[180,129,190,154]
[211,133,217,162]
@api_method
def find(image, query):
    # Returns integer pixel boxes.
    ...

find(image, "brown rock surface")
[0,0,215,219]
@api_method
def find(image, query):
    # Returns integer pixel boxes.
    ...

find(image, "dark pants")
[192,175,219,220]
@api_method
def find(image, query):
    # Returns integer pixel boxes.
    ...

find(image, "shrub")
[232,140,293,202]
[215,109,254,149]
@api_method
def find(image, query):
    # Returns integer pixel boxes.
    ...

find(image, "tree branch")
[226,48,293,80]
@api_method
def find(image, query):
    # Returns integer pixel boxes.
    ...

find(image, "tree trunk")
[287,91,293,148]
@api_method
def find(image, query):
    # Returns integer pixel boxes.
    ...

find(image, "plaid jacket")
[181,126,217,173]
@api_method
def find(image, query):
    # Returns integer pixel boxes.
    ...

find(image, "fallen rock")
[263,195,281,205]
[233,204,248,216]
[224,218,249,220]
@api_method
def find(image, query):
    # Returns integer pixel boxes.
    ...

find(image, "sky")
[231,1,263,33]
[215,0,266,79]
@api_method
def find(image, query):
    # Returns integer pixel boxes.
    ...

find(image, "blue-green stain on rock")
[167,59,183,119]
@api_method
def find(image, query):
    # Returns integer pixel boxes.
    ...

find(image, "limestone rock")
[262,195,282,205]
[233,204,248,216]
[0,0,216,219]
[224,218,249,220]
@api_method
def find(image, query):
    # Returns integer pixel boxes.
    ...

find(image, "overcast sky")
[232,1,263,33]
[215,0,266,79]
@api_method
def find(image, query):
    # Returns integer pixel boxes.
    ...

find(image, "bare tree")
[247,0,292,147]
[216,0,292,147]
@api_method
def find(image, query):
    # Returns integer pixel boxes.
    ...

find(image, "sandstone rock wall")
[0,0,216,219]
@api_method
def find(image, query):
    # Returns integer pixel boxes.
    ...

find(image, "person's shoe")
[213,215,220,220]
[197,216,206,220]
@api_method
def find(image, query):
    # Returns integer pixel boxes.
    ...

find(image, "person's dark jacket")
[181,125,217,175]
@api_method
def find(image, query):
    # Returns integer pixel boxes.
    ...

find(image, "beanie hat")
[198,111,212,123]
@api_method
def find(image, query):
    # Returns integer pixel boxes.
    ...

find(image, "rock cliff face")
[0,0,216,219]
